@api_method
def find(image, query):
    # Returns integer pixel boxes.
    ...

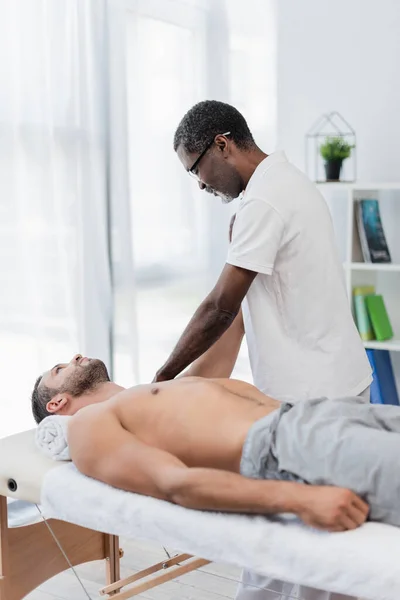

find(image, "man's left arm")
[154,265,256,381]
[154,198,284,382]
[180,308,245,379]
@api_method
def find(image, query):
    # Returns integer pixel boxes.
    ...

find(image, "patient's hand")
[297,486,369,532]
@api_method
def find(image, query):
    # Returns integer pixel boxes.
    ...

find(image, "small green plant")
[319,137,355,161]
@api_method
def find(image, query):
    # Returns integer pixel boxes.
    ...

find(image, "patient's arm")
[73,417,368,533]
[181,309,245,379]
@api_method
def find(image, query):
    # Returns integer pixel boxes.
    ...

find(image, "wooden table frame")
[0,495,210,600]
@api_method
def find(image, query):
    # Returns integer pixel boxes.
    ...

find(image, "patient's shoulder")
[68,403,121,472]
[69,401,106,434]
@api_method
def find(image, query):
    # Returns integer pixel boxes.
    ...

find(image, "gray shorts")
[240,396,400,526]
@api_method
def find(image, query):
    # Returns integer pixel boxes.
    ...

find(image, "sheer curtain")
[0,0,277,437]
[111,0,277,384]
[0,0,113,437]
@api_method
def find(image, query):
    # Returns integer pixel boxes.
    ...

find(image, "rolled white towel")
[35,415,72,461]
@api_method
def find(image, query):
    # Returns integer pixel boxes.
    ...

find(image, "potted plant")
[319,137,355,181]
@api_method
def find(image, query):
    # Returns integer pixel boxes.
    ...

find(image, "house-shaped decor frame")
[305,111,356,183]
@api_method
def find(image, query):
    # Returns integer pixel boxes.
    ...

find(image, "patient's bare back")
[69,377,278,474]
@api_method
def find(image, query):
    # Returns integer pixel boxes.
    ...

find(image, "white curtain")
[110,0,277,384]
[0,0,277,437]
[0,0,113,436]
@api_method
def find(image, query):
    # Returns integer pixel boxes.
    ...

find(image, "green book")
[365,295,393,341]
[353,286,375,341]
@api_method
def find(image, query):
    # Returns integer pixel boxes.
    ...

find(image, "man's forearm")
[161,467,369,532]
[156,298,237,380]
[183,309,244,379]
[165,467,302,516]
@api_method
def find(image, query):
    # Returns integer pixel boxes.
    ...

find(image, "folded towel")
[35,415,71,461]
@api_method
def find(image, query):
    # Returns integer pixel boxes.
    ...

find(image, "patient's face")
[42,354,110,397]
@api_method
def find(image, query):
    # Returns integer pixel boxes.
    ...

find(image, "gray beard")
[221,190,243,204]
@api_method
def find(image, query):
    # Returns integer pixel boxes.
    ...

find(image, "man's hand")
[297,486,369,532]
[152,370,172,383]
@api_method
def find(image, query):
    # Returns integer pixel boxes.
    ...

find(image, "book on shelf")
[366,349,399,406]
[355,199,391,263]
[352,288,394,342]
[365,294,394,341]
[353,286,375,341]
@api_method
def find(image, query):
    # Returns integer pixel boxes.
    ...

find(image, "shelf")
[317,182,400,190]
[316,181,355,186]
[345,262,400,272]
[364,340,400,352]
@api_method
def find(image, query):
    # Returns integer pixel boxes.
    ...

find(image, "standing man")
[154,100,372,600]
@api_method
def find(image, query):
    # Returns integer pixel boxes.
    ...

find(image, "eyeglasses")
[188,131,231,180]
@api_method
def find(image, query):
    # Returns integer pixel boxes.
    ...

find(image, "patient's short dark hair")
[31,376,54,424]
[173,100,255,154]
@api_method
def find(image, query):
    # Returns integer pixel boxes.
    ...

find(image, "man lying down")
[31,324,400,533]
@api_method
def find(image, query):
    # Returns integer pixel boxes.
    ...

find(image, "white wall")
[277,0,400,182]
[276,0,400,394]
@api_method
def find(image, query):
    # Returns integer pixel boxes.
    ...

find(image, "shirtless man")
[32,328,400,532]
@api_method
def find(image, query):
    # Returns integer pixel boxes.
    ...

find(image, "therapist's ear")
[215,134,230,156]
[46,394,69,415]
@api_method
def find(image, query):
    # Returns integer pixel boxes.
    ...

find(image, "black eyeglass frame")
[188,131,231,178]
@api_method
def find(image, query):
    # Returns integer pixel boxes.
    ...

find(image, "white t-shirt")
[227,151,372,401]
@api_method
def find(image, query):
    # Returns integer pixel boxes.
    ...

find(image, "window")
[114,0,276,384]
[0,2,111,436]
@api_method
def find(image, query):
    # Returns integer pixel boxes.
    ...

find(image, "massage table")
[1,430,400,600]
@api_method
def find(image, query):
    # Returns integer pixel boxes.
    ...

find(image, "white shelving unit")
[318,182,400,191]
[346,263,400,273]
[318,183,400,366]
[361,340,400,352]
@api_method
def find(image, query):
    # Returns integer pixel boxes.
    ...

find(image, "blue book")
[357,199,391,263]
[366,349,399,405]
